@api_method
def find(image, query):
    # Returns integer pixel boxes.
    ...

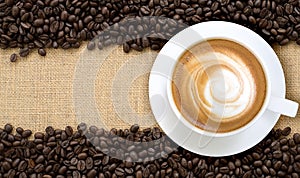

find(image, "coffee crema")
[172,39,267,133]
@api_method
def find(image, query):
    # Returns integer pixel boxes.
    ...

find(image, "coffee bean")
[87,41,96,50]
[4,123,13,133]
[151,44,160,50]
[38,48,46,56]
[277,17,289,27]
[285,4,293,14]
[11,5,19,17]
[253,160,262,167]
[19,48,29,57]
[294,133,300,144]
[129,124,139,133]
[68,15,76,23]
[84,16,93,24]
[84,169,96,178]
[58,166,67,174]
[185,8,196,16]
[8,24,18,34]
[141,6,151,15]
[274,161,282,170]
[174,0,181,7]
[294,162,300,172]
[63,126,73,137]
[136,170,143,178]
[34,164,45,173]
[220,167,229,173]
[259,19,268,28]
[296,38,300,45]
[123,43,130,53]
[33,19,44,27]
[115,168,125,176]
[77,160,86,171]
[279,38,290,45]
[290,31,299,40]
[130,151,138,161]
[59,10,68,21]
[86,157,94,170]
[10,54,17,62]
[5,0,13,6]
[22,129,32,138]
[78,152,88,160]
[276,34,284,42]
[2,161,11,171]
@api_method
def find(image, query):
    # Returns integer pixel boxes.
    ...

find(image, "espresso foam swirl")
[185,52,255,121]
[172,39,267,133]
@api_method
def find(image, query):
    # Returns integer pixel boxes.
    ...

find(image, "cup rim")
[165,21,272,137]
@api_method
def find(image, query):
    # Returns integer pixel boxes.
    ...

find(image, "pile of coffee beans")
[1,0,300,62]
[0,123,300,177]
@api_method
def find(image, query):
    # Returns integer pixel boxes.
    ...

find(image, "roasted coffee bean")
[57,166,67,174]
[46,126,55,136]
[19,48,29,57]
[12,158,20,168]
[33,132,43,139]
[297,38,300,45]
[65,126,73,136]
[34,164,44,173]
[11,5,19,17]
[78,152,88,160]
[86,157,94,170]
[77,160,86,171]
[38,48,46,56]
[294,162,300,172]
[33,19,44,27]
[2,161,11,171]
[280,38,290,45]
[35,155,45,164]
[22,129,32,138]
[136,170,143,178]
[123,43,131,53]
[130,124,139,133]
[115,168,125,176]
[9,24,18,33]
[85,169,96,178]
[294,133,300,143]
[10,53,17,62]
[141,6,151,15]
[68,15,76,23]
[4,123,13,133]
[151,44,160,50]
[253,160,262,167]
[87,41,96,50]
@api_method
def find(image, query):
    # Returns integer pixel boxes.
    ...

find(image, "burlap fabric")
[0,42,299,135]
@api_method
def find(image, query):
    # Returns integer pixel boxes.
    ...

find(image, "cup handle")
[267,96,299,117]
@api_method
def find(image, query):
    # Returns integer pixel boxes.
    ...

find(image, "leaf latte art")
[172,39,267,133]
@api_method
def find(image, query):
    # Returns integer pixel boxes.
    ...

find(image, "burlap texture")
[0,42,299,135]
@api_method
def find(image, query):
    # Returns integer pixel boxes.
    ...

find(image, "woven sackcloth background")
[0,42,299,135]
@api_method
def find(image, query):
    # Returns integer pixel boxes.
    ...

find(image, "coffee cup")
[162,21,299,137]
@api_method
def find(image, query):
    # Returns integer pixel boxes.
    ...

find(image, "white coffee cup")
[162,21,299,137]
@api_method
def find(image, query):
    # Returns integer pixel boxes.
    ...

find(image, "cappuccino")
[172,39,267,133]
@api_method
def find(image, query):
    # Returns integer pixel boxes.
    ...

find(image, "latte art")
[172,39,266,133]
[190,52,254,120]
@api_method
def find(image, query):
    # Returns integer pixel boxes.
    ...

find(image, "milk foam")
[187,52,255,120]
[172,39,267,132]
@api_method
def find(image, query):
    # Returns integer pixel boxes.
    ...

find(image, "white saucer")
[148,21,285,156]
